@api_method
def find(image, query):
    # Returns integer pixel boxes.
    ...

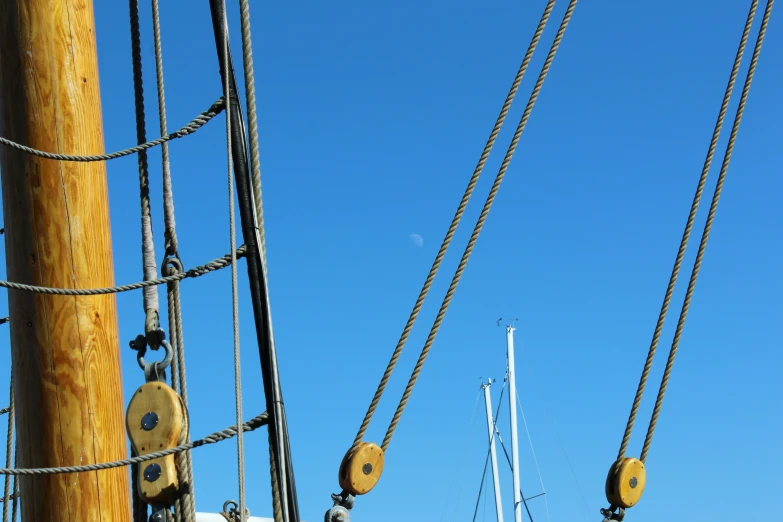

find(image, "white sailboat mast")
[506,325,523,522]
[482,379,505,522]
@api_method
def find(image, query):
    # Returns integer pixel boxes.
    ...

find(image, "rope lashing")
[0,246,246,295]
[0,99,223,162]
[0,413,268,476]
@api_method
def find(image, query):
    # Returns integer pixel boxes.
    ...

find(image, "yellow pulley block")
[605,457,646,509]
[338,442,385,495]
[126,381,187,504]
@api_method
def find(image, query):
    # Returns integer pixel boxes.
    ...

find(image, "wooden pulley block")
[338,442,385,495]
[605,457,646,509]
[126,381,187,504]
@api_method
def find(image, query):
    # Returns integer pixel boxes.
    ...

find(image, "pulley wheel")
[605,457,646,508]
[338,442,384,495]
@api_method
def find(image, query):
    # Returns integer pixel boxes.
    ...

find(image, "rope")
[219,3,248,518]
[0,246,246,295]
[238,0,268,270]
[351,0,558,452]
[639,0,774,463]
[516,394,550,522]
[381,0,579,451]
[236,4,281,520]
[2,375,13,522]
[0,100,223,162]
[8,455,15,522]
[616,0,761,462]
[129,0,160,317]
[0,409,9,417]
[0,413,268,475]
[150,0,196,516]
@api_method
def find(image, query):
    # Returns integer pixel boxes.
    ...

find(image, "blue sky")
[1,0,781,521]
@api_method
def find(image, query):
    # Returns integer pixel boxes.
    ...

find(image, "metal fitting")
[325,491,354,522]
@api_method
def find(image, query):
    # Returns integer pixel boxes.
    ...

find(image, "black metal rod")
[206,2,300,521]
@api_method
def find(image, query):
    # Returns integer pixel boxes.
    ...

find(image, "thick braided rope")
[351,0,558,452]
[382,0,579,451]
[237,3,280,520]
[0,246,246,295]
[0,409,9,416]
[639,0,774,463]
[0,413,268,476]
[238,0,268,271]
[129,0,160,315]
[0,101,223,163]
[152,0,179,257]
[616,0,760,461]
[150,0,196,516]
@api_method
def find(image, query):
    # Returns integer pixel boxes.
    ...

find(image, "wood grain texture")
[126,383,185,504]
[338,442,385,495]
[0,1,131,520]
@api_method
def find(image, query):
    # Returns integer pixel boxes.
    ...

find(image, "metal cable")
[2,375,13,522]
[382,0,579,451]
[639,0,774,463]
[0,245,246,295]
[0,101,223,162]
[351,0,558,452]
[238,0,268,270]
[616,0,760,461]
[130,0,160,317]
[220,4,248,517]
[0,413,268,475]
[150,0,196,515]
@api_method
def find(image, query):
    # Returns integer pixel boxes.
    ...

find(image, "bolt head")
[629,476,638,488]
[144,463,162,482]
[362,463,373,475]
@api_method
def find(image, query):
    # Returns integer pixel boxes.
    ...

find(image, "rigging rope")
[129,0,161,329]
[616,0,761,462]
[238,0,269,270]
[351,0,558,453]
[0,246,246,295]
[2,374,13,522]
[220,1,249,517]
[638,0,774,462]
[236,3,282,521]
[0,413,268,476]
[149,0,196,518]
[516,394,550,522]
[381,0,579,452]
[0,100,223,162]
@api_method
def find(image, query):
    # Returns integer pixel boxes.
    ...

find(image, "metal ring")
[137,338,174,372]
[162,256,184,277]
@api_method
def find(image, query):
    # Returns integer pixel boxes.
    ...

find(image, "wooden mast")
[0,1,131,521]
